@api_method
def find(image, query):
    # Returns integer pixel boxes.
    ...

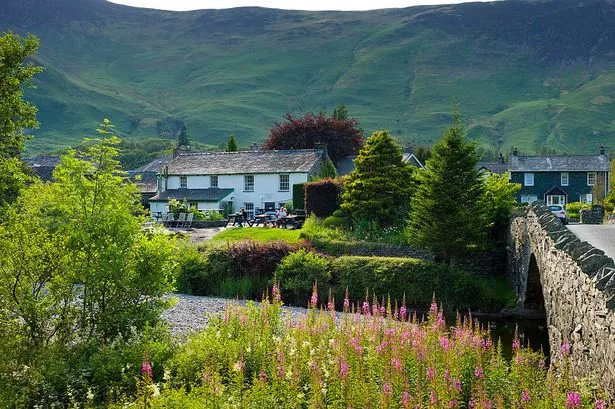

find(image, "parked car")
[548,204,568,224]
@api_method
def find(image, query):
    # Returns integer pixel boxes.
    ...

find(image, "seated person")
[274,207,287,227]
[237,207,247,226]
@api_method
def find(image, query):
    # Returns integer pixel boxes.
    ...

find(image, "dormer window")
[180,176,188,188]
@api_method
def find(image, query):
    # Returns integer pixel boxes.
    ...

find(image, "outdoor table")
[225,213,252,227]
[253,214,275,227]
[278,214,306,229]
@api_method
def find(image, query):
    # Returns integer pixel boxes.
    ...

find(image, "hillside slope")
[3,0,615,155]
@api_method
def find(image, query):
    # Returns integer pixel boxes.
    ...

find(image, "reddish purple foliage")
[262,112,364,164]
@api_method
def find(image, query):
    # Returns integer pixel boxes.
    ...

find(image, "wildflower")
[449,400,457,408]
[566,392,582,408]
[392,357,402,372]
[141,358,153,378]
[440,336,449,349]
[272,282,281,303]
[382,381,392,396]
[538,359,546,370]
[483,399,492,409]
[426,367,435,380]
[339,359,350,379]
[595,399,606,409]
[310,284,318,308]
[512,338,521,351]
[233,359,245,373]
[561,340,571,356]
[362,300,370,315]
[474,365,484,379]
[343,288,350,311]
[521,389,530,403]
[259,369,268,382]
[86,388,94,401]
[276,350,285,378]
[402,390,410,408]
[429,389,437,404]
[149,383,160,397]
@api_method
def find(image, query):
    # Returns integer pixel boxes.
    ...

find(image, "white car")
[548,204,568,225]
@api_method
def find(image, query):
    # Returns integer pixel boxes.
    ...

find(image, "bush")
[292,183,305,210]
[304,178,344,217]
[322,215,348,228]
[566,202,590,221]
[175,243,211,295]
[275,249,330,305]
[330,256,514,312]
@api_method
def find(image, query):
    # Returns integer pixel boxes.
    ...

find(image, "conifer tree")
[408,112,486,264]
[226,134,238,152]
[341,130,414,227]
[177,123,189,148]
[332,104,348,120]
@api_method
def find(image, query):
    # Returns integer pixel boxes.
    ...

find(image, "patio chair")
[182,213,194,229]
[176,213,187,228]
[164,212,174,227]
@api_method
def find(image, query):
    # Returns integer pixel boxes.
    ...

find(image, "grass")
[8,0,615,155]
[211,227,303,244]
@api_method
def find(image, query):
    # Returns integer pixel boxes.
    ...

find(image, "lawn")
[211,227,303,244]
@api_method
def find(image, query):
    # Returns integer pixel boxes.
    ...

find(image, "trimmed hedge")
[304,178,343,217]
[330,256,514,312]
[293,183,306,211]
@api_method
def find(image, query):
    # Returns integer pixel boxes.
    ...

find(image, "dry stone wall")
[508,202,615,399]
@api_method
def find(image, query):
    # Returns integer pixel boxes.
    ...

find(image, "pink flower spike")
[343,288,350,311]
[310,283,318,308]
[272,282,281,303]
[141,359,152,377]
[521,389,530,403]
[595,399,606,409]
[561,340,571,356]
[474,365,484,379]
[566,392,582,408]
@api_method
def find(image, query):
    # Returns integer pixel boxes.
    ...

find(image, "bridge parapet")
[508,201,615,399]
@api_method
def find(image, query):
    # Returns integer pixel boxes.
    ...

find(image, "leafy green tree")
[332,104,348,120]
[408,113,486,264]
[226,134,238,151]
[482,172,520,243]
[341,130,414,227]
[0,33,44,206]
[177,123,190,148]
[0,120,177,405]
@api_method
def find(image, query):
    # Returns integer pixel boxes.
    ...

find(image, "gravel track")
[160,294,313,335]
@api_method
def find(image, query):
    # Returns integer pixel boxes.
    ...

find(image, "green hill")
[3,0,615,156]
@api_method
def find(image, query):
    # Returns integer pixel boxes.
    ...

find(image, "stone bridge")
[508,202,615,398]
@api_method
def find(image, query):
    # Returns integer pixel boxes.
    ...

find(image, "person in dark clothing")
[237,207,247,227]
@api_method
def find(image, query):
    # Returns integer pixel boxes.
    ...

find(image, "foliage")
[0,120,177,406]
[0,32,43,207]
[408,112,486,263]
[566,201,591,221]
[331,103,348,120]
[293,182,306,210]
[275,249,330,304]
[211,227,303,244]
[481,172,521,243]
[128,297,607,408]
[226,134,238,152]
[168,198,223,221]
[341,130,414,228]
[177,123,190,148]
[330,256,514,312]
[117,137,174,170]
[310,156,338,180]
[262,112,364,163]
[305,177,344,217]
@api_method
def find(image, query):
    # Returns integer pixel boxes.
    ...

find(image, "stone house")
[509,148,610,205]
[149,149,328,218]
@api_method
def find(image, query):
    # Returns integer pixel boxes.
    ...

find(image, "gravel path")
[161,293,313,335]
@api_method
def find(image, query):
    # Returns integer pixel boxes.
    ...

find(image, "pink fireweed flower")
[440,336,450,349]
[512,338,521,352]
[362,300,371,316]
[449,400,457,408]
[343,290,350,311]
[401,390,410,408]
[272,283,281,303]
[382,381,392,396]
[426,367,435,380]
[400,305,407,321]
[141,359,152,377]
[339,359,350,379]
[474,365,484,379]
[310,285,318,308]
[595,400,606,409]
[538,359,546,370]
[566,392,582,408]
[561,340,571,356]
[259,369,268,382]
[276,350,285,378]
[429,390,438,404]
[430,301,438,315]
[453,379,462,392]
[234,358,245,373]
[483,399,492,409]
[521,389,530,403]
[392,357,402,372]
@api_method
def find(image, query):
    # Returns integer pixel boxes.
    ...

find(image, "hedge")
[293,183,306,211]
[330,256,514,312]
[304,178,343,217]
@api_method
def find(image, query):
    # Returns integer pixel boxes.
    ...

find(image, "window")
[180,176,188,188]
[546,195,565,206]
[520,194,538,204]
[587,172,597,186]
[210,175,218,188]
[524,173,534,186]
[279,174,290,191]
[244,202,254,219]
[561,172,569,186]
[581,193,593,204]
[244,175,254,191]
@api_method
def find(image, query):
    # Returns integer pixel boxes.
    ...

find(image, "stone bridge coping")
[528,201,615,311]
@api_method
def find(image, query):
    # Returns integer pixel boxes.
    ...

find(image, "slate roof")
[335,152,425,176]
[165,149,324,175]
[128,171,158,194]
[477,162,508,175]
[150,188,234,202]
[24,155,61,182]
[509,155,610,172]
[132,154,173,173]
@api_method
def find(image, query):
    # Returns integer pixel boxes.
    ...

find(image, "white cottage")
[149,149,327,218]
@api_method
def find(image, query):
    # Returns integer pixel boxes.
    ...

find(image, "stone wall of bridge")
[508,202,615,399]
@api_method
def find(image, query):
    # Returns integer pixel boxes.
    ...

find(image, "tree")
[332,104,348,120]
[177,123,190,148]
[0,33,44,206]
[263,112,364,164]
[226,134,238,152]
[341,130,414,227]
[482,172,520,243]
[408,113,486,264]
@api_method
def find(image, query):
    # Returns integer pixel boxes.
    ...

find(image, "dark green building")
[509,148,610,205]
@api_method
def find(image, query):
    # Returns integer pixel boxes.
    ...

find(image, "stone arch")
[525,253,545,310]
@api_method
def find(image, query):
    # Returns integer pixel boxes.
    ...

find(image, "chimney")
[499,153,505,164]
[512,147,518,156]
[405,142,413,154]
[315,142,328,158]
[600,145,605,156]
[251,142,260,152]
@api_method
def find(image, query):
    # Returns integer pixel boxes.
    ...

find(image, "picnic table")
[277,214,306,229]
[224,213,252,227]
[252,214,276,227]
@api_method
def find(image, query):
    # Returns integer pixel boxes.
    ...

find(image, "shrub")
[275,249,330,305]
[322,215,348,228]
[175,243,211,295]
[566,202,590,221]
[330,256,513,312]
[304,177,344,217]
